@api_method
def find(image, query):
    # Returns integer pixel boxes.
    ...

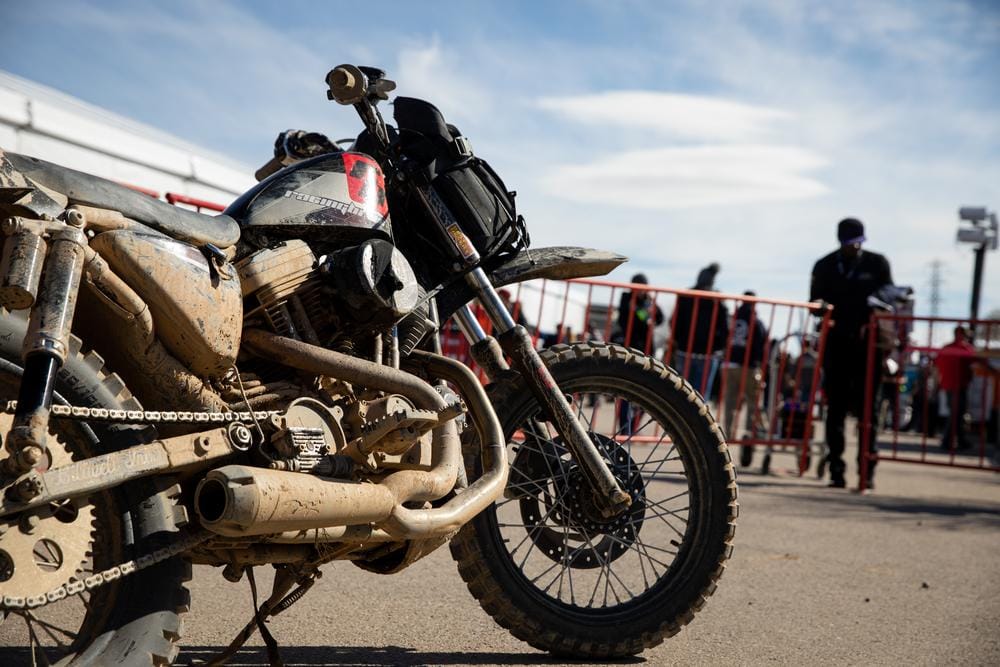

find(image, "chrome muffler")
[195,465,397,537]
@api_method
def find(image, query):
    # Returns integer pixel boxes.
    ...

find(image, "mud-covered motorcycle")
[0,65,736,665]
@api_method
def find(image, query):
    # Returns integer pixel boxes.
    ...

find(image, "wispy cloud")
[537,92,792,142]
[536,91,827,209]
[392,41,495,123]
[542,145,828,209]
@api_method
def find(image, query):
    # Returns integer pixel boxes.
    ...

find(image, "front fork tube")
[3,227,87,483]
[459,267,631,517]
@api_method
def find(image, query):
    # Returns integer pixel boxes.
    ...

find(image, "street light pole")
[970,242,986,321]
[957,207,998,322]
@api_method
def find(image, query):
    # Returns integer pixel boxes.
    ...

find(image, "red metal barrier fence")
[145,191,1000,487]
[443,277,833,473]
[860,314,1000,491]
[165,192,226,213]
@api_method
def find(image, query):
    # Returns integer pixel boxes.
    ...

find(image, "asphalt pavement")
[170,433,1000,667]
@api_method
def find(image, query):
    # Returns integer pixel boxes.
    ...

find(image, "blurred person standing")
[721,291,767,441]
[902,355,939,436]
[614,273,663,433]
[672,263,729,399]
[615,273,663,354]
[810,218,893,489]
[935,325,1000,451]
[498,288,531,331]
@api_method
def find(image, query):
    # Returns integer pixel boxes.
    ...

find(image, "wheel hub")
[519,433,647,569]
[0,415,95,600]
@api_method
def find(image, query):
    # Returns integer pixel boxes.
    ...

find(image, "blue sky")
[2,0,999,318]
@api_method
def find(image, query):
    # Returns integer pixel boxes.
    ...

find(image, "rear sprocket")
[0,413,96,603]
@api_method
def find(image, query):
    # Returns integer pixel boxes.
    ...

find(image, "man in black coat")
[616,273,664,354]
[672,263,729,398]
[810,218,893,489]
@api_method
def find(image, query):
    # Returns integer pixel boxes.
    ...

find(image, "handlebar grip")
[326,64,367,105]
[254,156,285,182]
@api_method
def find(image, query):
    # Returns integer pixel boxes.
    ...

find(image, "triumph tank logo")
[283,189,367,218]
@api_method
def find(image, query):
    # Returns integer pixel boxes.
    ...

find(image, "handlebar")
[326,65,367,105]
[254,156,285,182]
[326,64,396,106]
[253,130,342,182]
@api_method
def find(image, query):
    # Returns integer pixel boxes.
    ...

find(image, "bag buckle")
[451,135,473,158]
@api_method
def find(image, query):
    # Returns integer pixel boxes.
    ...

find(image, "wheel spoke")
[602,556,634,604]
[24,614,55,666]
[634,499,689,532]
[532,555,568,591]
[557,522,571,602]
[619,416,655,445]
[646,488,689,508]
[628,504,689,538]
[26,612,77,642]
[631,533,672,574]
[639,434,672,468]
[578,529,632,607]
[565,521,577,605]
[639,454,683,470]
[519,424,569,457]
[76,591,94,612]
[505,467,571,490]
[508,500,562,561]
[515,487,578,570]
[643,443,681,480]
[27,614,71,649]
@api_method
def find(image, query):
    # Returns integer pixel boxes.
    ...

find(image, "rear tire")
[450,343,737,658]
[0,312,190,666]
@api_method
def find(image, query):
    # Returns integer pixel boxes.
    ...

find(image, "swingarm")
[0,418,245,517]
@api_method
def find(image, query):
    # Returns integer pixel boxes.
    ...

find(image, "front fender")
[435,246,627,322]
[489,246,627,287]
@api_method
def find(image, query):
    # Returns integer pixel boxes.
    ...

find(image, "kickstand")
[202,566,314,667]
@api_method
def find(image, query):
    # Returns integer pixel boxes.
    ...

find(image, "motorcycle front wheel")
[450,342,737,658]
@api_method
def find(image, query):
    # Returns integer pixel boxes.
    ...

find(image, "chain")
[0,402,279,611]
[2,400,280,426]
[1,529,211,610]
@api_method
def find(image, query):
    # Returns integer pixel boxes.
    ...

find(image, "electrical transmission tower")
[928,260,943,317]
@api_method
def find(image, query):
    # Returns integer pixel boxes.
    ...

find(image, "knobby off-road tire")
[450,342,738,658]
[0,312,190,666]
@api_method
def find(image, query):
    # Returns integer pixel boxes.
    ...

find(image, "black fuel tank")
[227,152,390,246]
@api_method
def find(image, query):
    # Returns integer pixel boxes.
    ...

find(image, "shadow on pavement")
[747,486,1000,529]
[873,437,999,459]
[0,645,646,666]
[725,475,822,490]
[173,645,646,666]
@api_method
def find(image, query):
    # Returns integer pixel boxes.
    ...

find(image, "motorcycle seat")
[1,151,241,248]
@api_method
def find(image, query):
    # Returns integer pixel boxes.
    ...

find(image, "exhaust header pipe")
[196,332,508,541]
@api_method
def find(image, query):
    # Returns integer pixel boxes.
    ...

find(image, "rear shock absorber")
[2,214,88,487]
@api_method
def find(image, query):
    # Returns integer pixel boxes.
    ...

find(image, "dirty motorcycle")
[0,65,737,665]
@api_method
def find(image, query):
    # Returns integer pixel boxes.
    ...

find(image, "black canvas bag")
[391,96,528,262]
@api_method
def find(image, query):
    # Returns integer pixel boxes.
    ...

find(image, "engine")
[237,239,328,341]
[235,238,421,347]
[229,239,444,474]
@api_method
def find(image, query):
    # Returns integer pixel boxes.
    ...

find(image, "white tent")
[0,70,253,206]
